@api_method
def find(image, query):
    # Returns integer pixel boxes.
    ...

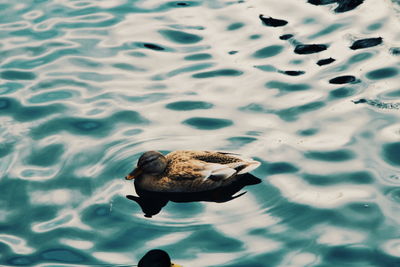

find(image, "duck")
[125,150,261,193]
[138,249,181,267]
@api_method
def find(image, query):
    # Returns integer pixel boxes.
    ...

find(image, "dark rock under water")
[390,47,400,56]
[279,34,294,40]
[307,0,364,13]
[143,43,165,51]
[329,75,357,84]
[294,44,328,54]
[335,0,364,13]
[353,98,400,110]
[350,37,383,50]
[259,14,288,27]
[281,70,306,76]
[317,57,336,66]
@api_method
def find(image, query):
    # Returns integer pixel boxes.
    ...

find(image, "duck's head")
[138,249,182,267]
[125,151,167,180]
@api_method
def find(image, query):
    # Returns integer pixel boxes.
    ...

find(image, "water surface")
[0,0,400,266]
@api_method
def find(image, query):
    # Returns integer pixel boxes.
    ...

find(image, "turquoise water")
[0,0,400,266]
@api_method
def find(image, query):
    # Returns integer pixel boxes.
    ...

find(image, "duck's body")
[126,150,260,193]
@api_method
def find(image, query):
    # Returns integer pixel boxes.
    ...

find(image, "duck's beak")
[171,263,182,267]
[125,168,142,180]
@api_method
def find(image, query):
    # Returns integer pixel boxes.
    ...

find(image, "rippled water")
[0,0,399,266]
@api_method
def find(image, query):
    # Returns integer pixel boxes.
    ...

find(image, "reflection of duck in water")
[138,249,181,267]
[125,150,261,217]
[127,173,261,217]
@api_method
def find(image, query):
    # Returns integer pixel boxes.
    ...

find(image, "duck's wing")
[193,151,261,175]
[168,159,257,183]
[165,159,235,181]
[160,160,236,192]
[164,151,260,188]
[199,161,238,181]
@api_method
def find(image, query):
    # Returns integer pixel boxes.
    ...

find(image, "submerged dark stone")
[294,44,328,54]
[352,98,400,110]
[143,43,165,51]
[390,47,400,56]
[307,0,364,13]
[259,14,288,27]
[279,34,293,40]
[282,70,305,76]
[165,1,200,7]
[353,98,367,104]
[317,57,336,66]
[308,0,336,5]
[329,75,357,84]
[350,37,383,50]
[176,2,189,6]
[335,0,364,13]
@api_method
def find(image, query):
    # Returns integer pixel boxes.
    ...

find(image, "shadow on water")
[126,174,261,218]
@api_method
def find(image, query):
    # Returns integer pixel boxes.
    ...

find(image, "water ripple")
[1,0,399,266]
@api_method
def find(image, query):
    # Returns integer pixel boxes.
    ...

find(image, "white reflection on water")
[60,238,94,250]
[382,239,400,257]
[270,174,376,208]
[146,232,191,248]
[0,235,34,255]
[31,189,77,205]
[316,225,365,245]
[278,252,318,267]
[91,251,133,266]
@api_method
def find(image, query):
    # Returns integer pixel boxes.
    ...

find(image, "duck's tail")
[236,160,261,175]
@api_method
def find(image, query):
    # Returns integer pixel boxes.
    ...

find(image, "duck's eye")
[142,155,160,164]
[138,151,164,167]
[139,155,158,168]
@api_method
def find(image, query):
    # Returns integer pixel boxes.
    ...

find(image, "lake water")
[0,0,400,266]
